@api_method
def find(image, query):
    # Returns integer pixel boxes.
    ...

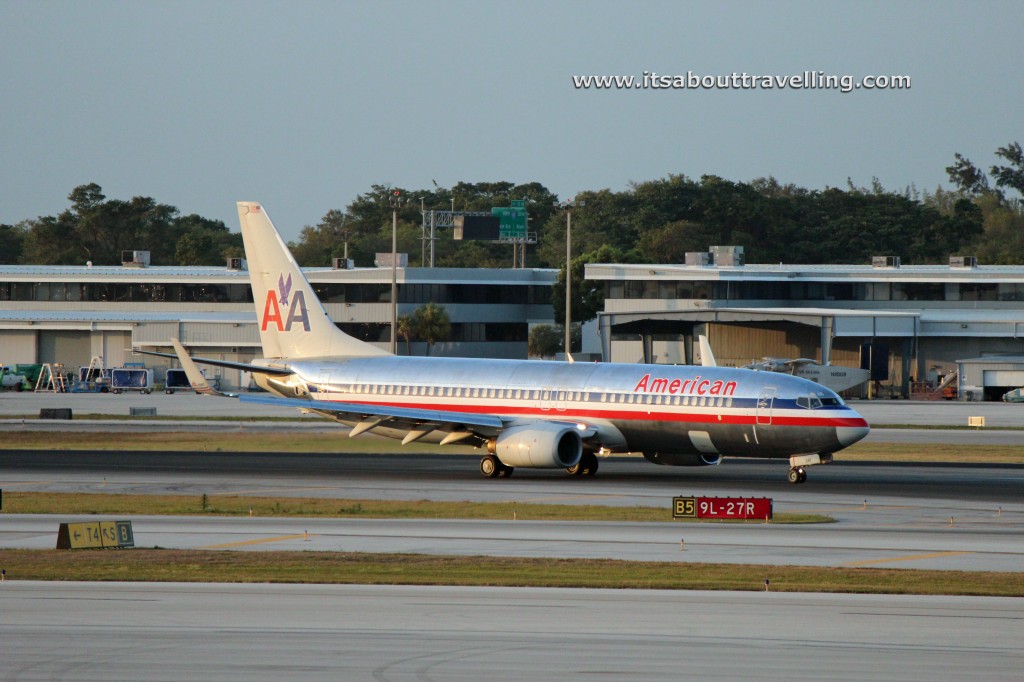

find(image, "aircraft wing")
[239,393,502,428]
[238,393,506,444]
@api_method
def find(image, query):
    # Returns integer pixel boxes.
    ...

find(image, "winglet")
[170,338,230,396]
[698,335,717,367]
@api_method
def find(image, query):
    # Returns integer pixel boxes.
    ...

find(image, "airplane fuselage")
[253,355,868,462]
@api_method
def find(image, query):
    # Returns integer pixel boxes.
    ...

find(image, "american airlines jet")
[152,202,869,484]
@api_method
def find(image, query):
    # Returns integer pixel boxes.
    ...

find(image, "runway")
[2,582,1022,682]
[2,453,1023,571]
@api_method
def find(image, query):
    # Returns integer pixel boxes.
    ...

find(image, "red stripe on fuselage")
[308,396,868,429]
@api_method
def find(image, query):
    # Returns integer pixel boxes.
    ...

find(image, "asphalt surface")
[2,583,1022,682]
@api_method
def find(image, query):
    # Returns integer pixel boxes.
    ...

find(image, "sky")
[2,0,1021,245]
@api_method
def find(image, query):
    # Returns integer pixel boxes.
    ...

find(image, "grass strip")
[839,441,1024,463]
[0,549,1019,596]
[0,492,830,523]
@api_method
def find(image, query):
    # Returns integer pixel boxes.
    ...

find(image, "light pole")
[388,190,403,355]
[558,197,584,358]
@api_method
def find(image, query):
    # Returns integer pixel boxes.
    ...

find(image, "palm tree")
[397,315,414,356]
[412,302,451,356]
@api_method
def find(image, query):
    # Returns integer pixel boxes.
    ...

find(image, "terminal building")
[0,258,557,391]
[586,249,1024,400]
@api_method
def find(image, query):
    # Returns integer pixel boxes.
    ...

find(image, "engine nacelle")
[489,423,583,469]
[642,452,722,467]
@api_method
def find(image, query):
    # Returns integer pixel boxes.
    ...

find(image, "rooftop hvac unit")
[710,245,744,267]
[872,256,901,268]
[949,255,977,268]
[226,257,247,271]
[121,250,151,267]
[374,253,408,268]
[685,251,711,266]
[332,257,354,270]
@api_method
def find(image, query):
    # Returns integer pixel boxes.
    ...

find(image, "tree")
[553,244,635,327]
[411,302,451,355]
[528,324,561,358]
[397,315,414,356]
[946,153,990,196]
[289,209,349,267]
[990,142,1024,197]
[0,223,26,264]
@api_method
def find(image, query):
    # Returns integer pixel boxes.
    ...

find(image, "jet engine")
[488,422,583,469]
[642,452,723,467]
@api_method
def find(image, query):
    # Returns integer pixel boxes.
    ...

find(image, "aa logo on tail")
[261,273,310,332]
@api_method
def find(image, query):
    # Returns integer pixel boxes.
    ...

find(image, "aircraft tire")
[787,468,803,484]
[480,455,501,479]
[497,464,514,478]
[581,452,599,476]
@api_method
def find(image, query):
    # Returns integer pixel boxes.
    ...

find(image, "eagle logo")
[278,273,292,307]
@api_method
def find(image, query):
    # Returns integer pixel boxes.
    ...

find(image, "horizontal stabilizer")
[134,348,293,376]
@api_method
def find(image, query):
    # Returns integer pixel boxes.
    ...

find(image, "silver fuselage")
[253,355,869,459]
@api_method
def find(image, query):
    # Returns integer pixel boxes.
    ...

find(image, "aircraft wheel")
[480,455,501,479]
[581,452,599,476]
[565,461,584,476]
[497,464,514,478]
[787,468,802,484]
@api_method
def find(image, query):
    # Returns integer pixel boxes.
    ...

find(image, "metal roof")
[0,310,254,323]
[586,262,1024,283]
[0,264,557,286]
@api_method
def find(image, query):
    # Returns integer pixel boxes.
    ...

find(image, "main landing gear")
[565,451,599,477]
[787,453,833,484]
[480,455,514,478]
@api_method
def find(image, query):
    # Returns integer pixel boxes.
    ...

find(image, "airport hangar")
[0,259,557,391]
[586,250,1024,401]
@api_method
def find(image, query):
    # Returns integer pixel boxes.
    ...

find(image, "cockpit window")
[798,392,845,409]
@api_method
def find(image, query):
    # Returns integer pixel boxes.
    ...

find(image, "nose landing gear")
[787,453,832,484]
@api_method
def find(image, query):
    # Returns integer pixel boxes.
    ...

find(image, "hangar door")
[38,331,92,368]
[983,370,1024,387]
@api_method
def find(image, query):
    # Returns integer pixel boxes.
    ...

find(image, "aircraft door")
[756,387,776,425]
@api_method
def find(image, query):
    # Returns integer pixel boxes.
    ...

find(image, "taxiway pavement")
[2,582,1021,681]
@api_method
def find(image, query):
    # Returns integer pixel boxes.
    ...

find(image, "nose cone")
[836,415,870,448]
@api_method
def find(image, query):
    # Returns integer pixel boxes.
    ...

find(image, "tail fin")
[237,202,390,359]
[698,335,717,367]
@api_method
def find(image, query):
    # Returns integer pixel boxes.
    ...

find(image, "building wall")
[1,331,37,365]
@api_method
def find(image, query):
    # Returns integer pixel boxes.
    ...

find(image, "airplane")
[742,358,870,393]
[698,337,870,394]
[141,201,870,484]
